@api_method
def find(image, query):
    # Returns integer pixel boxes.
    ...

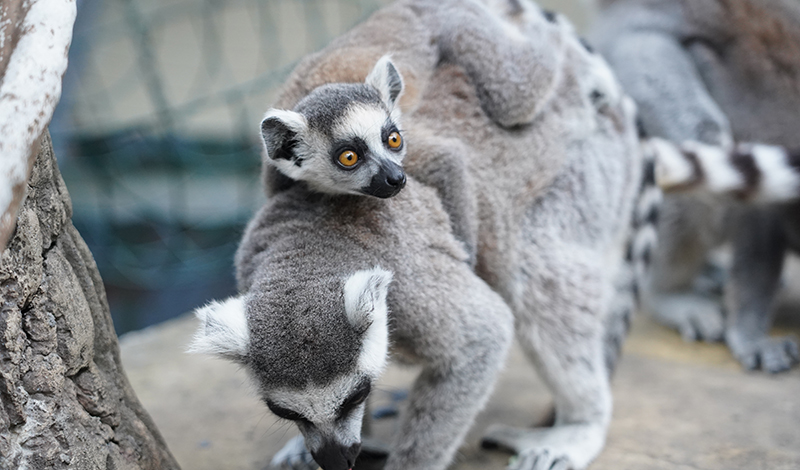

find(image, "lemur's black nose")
[362,161,406,198]
[345,442,361,469]
[386,170,406,187]
[312,441,361,470]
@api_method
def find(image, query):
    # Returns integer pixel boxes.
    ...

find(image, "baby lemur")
[191,1,647,470]
[592,0,800,372]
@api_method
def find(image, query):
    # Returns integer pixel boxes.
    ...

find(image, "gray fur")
[592,0,800,371]
[194,1,644,470]
[295,84,385,138]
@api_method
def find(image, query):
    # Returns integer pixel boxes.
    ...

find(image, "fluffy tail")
[652,138,800,203]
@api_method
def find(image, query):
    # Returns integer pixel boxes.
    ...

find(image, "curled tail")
[604,140,661,376]
[652,139,800,203]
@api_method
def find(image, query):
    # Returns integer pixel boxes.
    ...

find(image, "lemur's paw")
[730,335,799,373]
[509,448,572,470]
[481,424,600,470]
[270,435,317,470]
[649,293,724,342]
[676,304,725,343]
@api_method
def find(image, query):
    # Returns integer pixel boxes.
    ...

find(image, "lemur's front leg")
[386,264,514,470]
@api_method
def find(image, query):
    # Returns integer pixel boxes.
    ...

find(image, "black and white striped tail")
[604,141,662,376]
[629,141,661,282]
[652,138,800,203]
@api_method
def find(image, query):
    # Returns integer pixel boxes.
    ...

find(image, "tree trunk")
[0,131,181,470]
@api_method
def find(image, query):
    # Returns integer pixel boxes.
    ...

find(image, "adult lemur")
[592,0,800,372]
[190,1,648,469]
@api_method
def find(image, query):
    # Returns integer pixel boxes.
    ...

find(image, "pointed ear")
[188,296,249,362]
[260,109,307,163]
[365,56,404,109]
[343,267,393,374]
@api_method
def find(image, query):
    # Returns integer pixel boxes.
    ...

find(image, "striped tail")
[630,140,661,281]
[652,138,800,203]
[604,140,661,376]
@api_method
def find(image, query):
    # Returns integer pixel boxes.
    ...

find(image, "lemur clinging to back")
[592,0,800,372]
[190,1,649,470]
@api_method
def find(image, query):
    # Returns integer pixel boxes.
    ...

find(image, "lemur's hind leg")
[642,195,726,342]
[422,0,568,127]
[483,244,614,470]
[725,207,799,373]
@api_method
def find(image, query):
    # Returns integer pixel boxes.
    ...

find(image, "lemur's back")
[403,37,640,296]
[690,0,800,146]
[596,0,800,146]
[260,0,641,296]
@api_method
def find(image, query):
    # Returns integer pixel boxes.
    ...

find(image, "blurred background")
[51,0,595,335]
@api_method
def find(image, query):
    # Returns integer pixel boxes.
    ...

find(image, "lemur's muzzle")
[362,161,406,198]
[311,441,361,470]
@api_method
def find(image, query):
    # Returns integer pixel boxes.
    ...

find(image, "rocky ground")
[119,276,800,470]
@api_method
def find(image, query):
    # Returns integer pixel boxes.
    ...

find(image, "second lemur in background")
[592,0,800,372]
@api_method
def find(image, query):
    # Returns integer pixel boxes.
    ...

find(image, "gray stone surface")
[120,287,800,470]
[0,132,180,470]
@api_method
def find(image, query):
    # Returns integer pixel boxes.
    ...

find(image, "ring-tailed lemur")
[259,0,583,203]
[592,0,800,372]
[190,1,651,470]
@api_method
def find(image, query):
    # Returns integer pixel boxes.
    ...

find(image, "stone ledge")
[120,303,800,470]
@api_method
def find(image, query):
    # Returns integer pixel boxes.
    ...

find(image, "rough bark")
[0,131,181,470]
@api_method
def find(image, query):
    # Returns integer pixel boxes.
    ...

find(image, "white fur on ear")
[260,109,309,180]
[261,108,307,136]
[188,296,249,362]
[343,267,393,374]
[365,55,404,109]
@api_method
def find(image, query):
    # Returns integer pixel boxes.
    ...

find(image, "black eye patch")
[336,379,372,420]
[380,122,400,143]
[267,401,310,423]
[331,137,369,168]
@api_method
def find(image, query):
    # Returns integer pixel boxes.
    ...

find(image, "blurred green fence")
[51,0,389,334]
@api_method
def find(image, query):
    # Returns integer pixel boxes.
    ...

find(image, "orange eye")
[338,150,359,167]
[387,131,402,149]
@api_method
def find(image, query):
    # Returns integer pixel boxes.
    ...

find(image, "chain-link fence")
[51,0,390,334]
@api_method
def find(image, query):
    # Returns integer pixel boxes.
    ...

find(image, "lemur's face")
[261,56,407,198]
[189,268,393,470]
[262,372,374,470]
